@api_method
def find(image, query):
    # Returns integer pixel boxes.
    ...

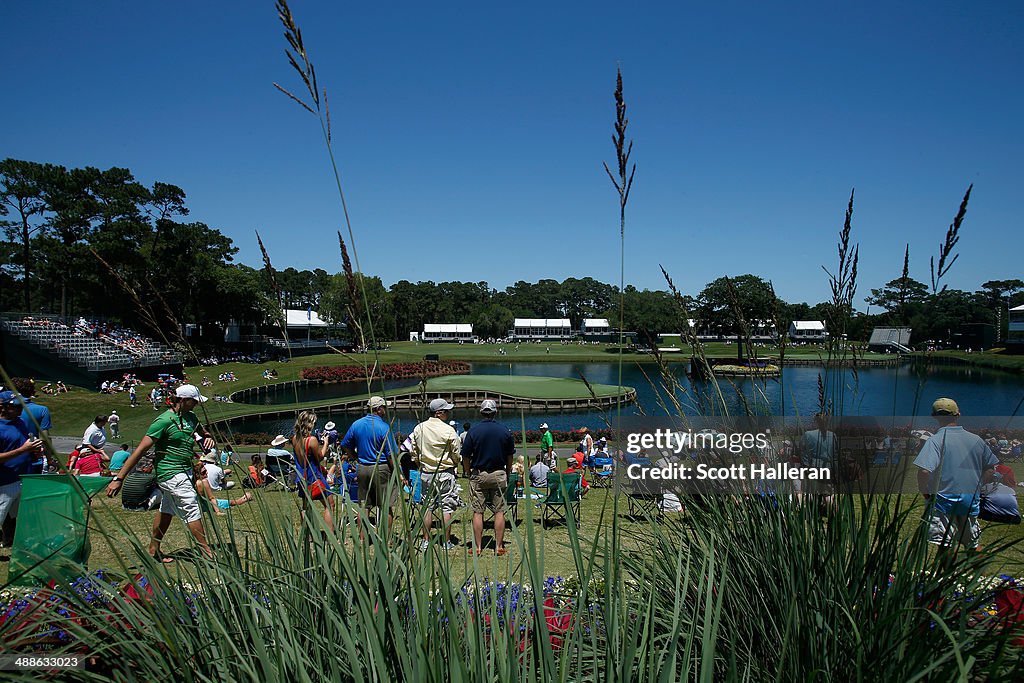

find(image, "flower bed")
[300,361,471,382]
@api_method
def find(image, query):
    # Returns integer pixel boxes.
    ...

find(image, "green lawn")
[5,466,1024,585]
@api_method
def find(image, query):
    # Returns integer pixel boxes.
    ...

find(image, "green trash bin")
[9,474,111,585]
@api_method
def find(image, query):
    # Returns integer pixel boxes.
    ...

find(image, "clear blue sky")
[2,1,1021,307]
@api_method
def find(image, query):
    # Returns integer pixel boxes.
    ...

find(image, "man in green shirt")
[539,423,555,467]
[106,384,215,562]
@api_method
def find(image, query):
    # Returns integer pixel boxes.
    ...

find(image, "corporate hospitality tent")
[512,318,573,340]
[422,323,475,342]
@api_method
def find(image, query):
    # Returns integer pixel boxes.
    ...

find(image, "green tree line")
[3,158,1019,347]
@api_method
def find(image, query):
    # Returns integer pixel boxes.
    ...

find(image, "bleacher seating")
[1,316,182,372]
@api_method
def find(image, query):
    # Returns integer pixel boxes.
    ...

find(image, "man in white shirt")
[201,452,235,490]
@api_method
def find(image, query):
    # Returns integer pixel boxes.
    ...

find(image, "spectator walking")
[462,399,515,555]
[340,396,402,529]
[108,410,120,439]
[105,384,216,562]
[129,385,137,408]
[914,398,998,553]
[410,398,463,550]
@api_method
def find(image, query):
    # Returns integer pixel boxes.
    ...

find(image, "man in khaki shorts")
[411,398,463,551]
[914,397,998,554]
[461,399,515,555]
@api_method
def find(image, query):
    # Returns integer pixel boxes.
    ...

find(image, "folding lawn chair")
[626,470,663,519]
[264,452,296,492]
[542,472,582,528]
[504,472,520,524]
[590,456,614,488]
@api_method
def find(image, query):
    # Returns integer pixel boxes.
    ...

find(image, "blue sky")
[2,1,1021,307]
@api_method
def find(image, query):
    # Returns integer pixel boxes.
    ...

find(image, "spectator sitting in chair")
[562,457,590,495]
[529,454,550,489]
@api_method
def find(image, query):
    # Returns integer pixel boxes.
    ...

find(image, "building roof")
[514,318,571,327]
[791,320,826,331]
[1011,304,1024,312]
[423,323,473,333]
[284,309,328,328]
[582,318,610,329]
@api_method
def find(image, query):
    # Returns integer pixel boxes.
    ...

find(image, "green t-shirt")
[540,430,554,452]
[146,409,200,482]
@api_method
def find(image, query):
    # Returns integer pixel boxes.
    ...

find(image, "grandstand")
[0,315,183,386]
[867,327,912,353]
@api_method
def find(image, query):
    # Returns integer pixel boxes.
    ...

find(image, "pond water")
[223,360,1023,438]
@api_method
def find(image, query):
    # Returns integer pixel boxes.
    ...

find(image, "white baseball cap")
[539,423,549,429]
[429,398,454,412]
[480,399,497,414]
[175,384,207,402]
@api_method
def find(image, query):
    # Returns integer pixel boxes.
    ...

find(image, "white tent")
[284,309,328,328]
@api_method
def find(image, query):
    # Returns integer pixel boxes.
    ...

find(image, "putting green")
[425,375,630,399]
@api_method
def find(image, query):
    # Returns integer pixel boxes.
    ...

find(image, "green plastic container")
[9,474,111,585]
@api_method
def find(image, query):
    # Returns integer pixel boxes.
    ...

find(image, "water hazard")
[223,360,1023,438]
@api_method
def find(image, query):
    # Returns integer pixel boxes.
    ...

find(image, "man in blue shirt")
[109,444,132,472]
[914,397,998,552]
[13,378,51,474]
[0,391,44,552]
[341,396,401,525]
[462,399,515,555]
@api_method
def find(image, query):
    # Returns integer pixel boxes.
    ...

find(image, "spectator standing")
[0,393,44,553]
[461,399,515,555]
[105,384,217,562]
[109,444,131,472]
[108,410,121,439]
[410,398,463,550]
[340,396,402,528]
[539,423,554,467]
[798,413,838,503]
[914,398,998,553]
[129,385,137,408]
[291,411,334,533]
[12,378,51,474]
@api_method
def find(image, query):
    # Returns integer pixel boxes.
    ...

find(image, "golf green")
[425,375,630,399]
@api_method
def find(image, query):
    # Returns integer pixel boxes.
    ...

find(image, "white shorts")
[928,511,981,549]
[0,481,22,525]
[158,472,202,524]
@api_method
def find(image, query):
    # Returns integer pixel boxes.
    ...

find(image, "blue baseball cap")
[0,391,20,405]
